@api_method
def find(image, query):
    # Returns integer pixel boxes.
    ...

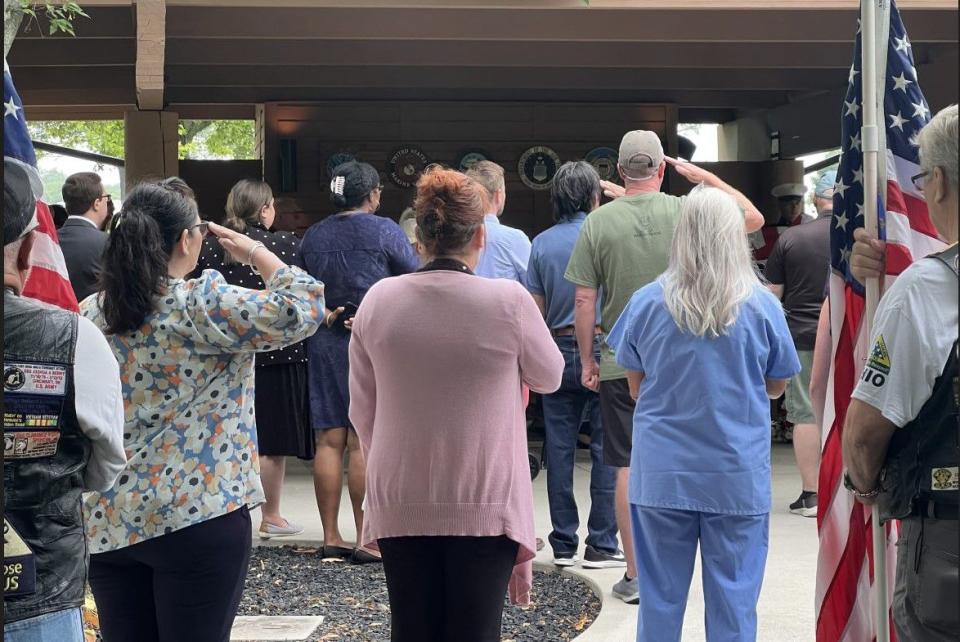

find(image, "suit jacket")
[58,217,108,303]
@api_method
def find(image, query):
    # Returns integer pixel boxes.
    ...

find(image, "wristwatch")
[842,470,882,498]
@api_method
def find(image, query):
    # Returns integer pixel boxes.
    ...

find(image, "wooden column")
[124,110,179,187]
[135,0,165,111]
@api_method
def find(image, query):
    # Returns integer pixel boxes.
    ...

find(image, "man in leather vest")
[3,158,126,641]
[844,104,959,641]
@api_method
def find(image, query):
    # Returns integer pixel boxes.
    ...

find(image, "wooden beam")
[25,105,137,120]
[680,108,738,123]
[164,65,847,91]
[135,0,165,110]
[13,66,134,91]
[8,38,135,66]
[164,6,958,42]
[166,86,791,109]
[171,103,257,119]
[163,0,957,7]
[26,0,958,9]
[18,87,137,107]
[162,39,904,69]
[22,103,256,120]
[591,0,957,7]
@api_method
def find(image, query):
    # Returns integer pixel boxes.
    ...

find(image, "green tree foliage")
[27,119,256,160]
[28,120,125,158]
[18,1,88,37]
[178,120,255,160]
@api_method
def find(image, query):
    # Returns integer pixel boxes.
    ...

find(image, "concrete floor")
[250,443,818,641]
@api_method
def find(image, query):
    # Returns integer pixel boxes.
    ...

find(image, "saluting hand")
[665,156,718,186]
[208,222,259,264]
[600,180,626,200]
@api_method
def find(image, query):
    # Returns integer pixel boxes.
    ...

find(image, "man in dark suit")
[58,172,111,302]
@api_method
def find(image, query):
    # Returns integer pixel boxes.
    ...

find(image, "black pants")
[378,535,520,642]
[89,506,252,642]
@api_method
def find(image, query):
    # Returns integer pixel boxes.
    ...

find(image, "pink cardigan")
[348,270,563,604]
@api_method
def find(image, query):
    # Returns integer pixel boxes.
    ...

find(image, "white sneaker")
[553,552,580,567]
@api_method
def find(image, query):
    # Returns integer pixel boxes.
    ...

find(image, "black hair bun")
[329,160,380,210]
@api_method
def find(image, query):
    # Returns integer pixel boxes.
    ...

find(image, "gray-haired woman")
[608,186,801,642]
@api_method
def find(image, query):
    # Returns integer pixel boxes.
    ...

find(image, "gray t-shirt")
[764,216,831,350]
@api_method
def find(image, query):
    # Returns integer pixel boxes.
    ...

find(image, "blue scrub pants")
[631,505,769,642]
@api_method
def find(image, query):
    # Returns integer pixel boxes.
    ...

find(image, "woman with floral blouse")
[79,182,324,642]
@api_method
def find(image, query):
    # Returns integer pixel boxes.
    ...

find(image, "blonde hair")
[465,161,505,198]
[661,187,761,337]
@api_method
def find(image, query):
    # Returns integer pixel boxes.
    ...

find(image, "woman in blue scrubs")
[608,186,800,642]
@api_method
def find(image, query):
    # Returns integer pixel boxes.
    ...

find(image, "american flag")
[4,57,79,312]
[816,2,945,641]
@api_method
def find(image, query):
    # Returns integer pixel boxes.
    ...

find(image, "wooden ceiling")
[9,0,959,123]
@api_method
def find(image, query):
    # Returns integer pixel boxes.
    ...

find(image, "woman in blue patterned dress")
[80,182,324,642]
[298,161,418,562]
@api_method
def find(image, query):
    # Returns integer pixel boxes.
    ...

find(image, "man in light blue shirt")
[526,161,622,577]
[466,161,531,281]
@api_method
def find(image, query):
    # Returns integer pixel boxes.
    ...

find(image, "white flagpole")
[860,1,890,640]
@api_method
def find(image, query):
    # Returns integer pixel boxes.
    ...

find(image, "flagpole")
[860,1,890,641]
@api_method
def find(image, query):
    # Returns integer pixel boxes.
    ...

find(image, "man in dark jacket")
[57,172,111,302]
[3,158,126,641]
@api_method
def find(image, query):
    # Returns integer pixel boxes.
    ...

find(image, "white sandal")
[258,520,304,539]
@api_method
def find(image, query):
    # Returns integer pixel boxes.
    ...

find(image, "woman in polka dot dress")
[193,179,314,539]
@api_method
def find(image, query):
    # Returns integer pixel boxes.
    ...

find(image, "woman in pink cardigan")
[348,167,563,642]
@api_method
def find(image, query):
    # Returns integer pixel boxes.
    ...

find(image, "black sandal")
[351,548,383,565]
[322,545,353,559]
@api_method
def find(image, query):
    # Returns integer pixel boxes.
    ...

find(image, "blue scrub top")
[608,281,800,515]
[525,212,602,329]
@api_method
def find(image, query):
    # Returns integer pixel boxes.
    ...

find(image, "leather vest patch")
[4,362,68,459]
[3,519,36,597]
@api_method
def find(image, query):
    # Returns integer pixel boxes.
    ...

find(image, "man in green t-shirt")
[564,130,765,604]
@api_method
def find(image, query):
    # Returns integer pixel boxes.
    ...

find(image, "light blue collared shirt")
[476,214,531,282]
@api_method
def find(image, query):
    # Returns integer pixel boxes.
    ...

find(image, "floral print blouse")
[79,266,324,554]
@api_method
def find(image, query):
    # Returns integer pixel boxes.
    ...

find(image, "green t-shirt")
[564,192,684,381]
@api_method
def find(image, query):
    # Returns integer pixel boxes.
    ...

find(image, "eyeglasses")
[98,194,112,202]
[188,221,210,237]
[911,171,929,192]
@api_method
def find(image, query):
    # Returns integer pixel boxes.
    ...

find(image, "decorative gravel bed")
[239,545,601,641]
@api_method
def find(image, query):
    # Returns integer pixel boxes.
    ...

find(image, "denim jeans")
[542,335,618,555]
[4,607,84,642]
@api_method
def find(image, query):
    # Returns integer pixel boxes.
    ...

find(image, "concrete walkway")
[250,444,818,641]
